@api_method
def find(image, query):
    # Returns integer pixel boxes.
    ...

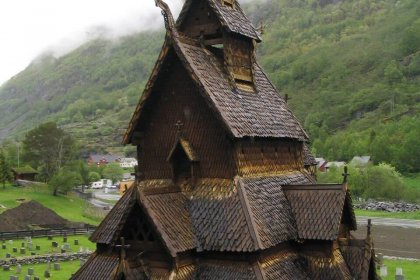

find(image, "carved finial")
[342,166,349,183]
[367,219,372,237]
[285,94,289,104]
[257,21,267,35]
[154,0,176,32]
[175,120,184,137]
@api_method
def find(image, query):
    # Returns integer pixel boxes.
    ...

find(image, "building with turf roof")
[72,0,378,279]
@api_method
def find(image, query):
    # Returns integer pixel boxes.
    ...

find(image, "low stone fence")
[354,200,419,212]
[1,252,92,266]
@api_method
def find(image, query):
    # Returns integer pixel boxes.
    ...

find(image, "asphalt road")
[354,216,420,259]
[357,216,420,229]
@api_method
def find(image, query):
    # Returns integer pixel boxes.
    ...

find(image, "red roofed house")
[72,0,378,279]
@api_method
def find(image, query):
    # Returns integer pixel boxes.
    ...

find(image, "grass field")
[402,173,420,190]
[355,209,420,220]
[0,260,81,280]
[380,259,420,280]
[0,184,100,225]
[0,235,95,258]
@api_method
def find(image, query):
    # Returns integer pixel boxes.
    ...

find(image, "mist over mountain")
[0,0,419,172]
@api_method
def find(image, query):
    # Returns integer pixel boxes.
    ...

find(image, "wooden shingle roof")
[283,184,347,240]
[70,253,119,280]
[90,185,137,244]
[176,0,261,41]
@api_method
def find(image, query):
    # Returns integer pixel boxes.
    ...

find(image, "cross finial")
[342,166,350,183]
[257,21,266,35]
[114,237,131,260]
[175,120,184,137]
[367,218,372,236]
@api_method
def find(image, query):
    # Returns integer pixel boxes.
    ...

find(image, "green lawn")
[402,174,420,190]
[0,235,95,258]
[0,260,81,280]
[355,209,420,220]
[379,259,420,280]
[0,184,100,225]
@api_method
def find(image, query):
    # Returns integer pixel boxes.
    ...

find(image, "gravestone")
[63,234,67,243]
[9,276,18,280]
[8,240,13,244]
[34,277,40,280]
[3,264,10,271]
[35,245,40,251]
[6,253,11,258]
[27,242,33,251]
[21,242,25,248]
[53,263,60,270]
[63,243,70,250]
[79,246,83,253]
[61,248,66,253]
[31,252,36,256]
[24,275,31,280]
[47,235,52,240]
[395,267,404,280]
[12,247,17,253]
[2,244,6,249]
[44,270,51,278]
[74,239,79,245]
[20,248,26,254]
[52,241,58,248]
[16,264,22,274]
[28,267,34,275]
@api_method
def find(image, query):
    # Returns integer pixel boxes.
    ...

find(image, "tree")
[49,169,81,196]
[102,163,124,184]
[0,149,12,188]
[22,122,77,182]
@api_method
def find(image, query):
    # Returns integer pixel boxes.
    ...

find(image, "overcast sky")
[0,0,187,86]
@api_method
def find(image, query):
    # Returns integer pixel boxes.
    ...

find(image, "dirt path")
[353,222,420,259]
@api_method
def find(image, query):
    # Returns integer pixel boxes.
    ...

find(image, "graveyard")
[0,234,95,279]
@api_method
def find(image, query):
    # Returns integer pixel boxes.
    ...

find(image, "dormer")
[167,137,200,185]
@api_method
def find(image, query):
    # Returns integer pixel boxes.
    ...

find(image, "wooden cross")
[342,166,350,183]
[175,120,184,137]
[114,237,131,260]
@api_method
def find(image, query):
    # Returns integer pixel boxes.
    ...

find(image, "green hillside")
[0,0,419,172]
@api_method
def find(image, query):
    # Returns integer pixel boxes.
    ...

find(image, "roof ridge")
[235,176,263,250]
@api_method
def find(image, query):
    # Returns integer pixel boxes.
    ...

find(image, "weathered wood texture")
[135,55,235,179]
[235,139,304,176]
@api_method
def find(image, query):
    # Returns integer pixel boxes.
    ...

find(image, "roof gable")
[177,0,261,41]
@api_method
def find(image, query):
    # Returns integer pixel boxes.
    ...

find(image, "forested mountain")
[0,0,419,172]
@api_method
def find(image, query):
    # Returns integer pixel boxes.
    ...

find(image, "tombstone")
[395,267,404,280]
[9,276,18,280]
[52,241,58,248]
[12,247,17,253]
[16,264,22,274]
[79,246,83,253]
[376,253,383,268]
[63,243,70,250]
[21,242,25,248]
[2,244,6,249]
[53,263,60,271]
[6,253,11,258]
[24,275,31,280]
[46,261,51,271]
[61,248,66,253]
[31,252,36,256]
[27,242,33,251]
[34,277,40,280]
[20,247,26,254]
[28,267,34,275]
[44,270,51,278]
[74,239,79,245]
[8,240,13,244]
[47,235,52,240]
[35,245,40,251]
[63,234,68,243]
[3,264,10,271]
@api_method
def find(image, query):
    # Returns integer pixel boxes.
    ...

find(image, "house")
[87,154,122,166]
[350,156,371,167]
[325,161,346,170]
[119,158,138,168]
[11,166,38,182]
[72,0,378,279]
[315,157,328,171]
